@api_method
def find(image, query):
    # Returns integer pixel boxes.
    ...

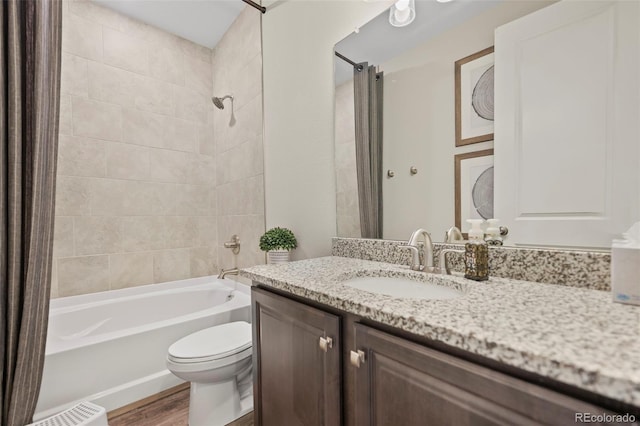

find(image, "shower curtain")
[1,1,62,424]
[353,63,383,239]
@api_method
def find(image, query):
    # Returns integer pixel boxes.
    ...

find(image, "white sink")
[343,276,463,300]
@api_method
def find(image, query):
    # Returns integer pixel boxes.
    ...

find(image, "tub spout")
[218,268,239,279]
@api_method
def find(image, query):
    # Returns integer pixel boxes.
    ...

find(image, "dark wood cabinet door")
[352,323,630,426]
[252,288,341,426]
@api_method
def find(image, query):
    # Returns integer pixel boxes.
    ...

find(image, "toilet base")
[189,379,237,426]
[188,380,253,426]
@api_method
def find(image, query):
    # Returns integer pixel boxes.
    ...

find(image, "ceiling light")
[389,0,416,27]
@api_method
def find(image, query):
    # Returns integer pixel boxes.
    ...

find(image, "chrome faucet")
[403,229,435,272]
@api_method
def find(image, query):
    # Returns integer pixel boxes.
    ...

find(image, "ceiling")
[93,0,247,49]
[335,0,502,85]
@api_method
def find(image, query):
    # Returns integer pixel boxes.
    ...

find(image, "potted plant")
[259,227,298,264]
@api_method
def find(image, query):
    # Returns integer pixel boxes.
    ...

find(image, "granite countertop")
[240,256,640,407]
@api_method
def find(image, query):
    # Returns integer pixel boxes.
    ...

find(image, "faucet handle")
[400,244,422,271]
[437,249,465,275]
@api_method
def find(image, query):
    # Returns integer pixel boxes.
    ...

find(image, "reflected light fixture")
[389,0,416,27]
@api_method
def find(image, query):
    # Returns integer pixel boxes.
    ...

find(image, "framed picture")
[455,149,494,233]
[455,46,494,147]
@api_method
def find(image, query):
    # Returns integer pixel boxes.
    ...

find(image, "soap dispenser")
[465,219,489,281]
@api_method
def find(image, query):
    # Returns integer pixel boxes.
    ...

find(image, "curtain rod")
[242,0,266,14]
[335,51,364,71]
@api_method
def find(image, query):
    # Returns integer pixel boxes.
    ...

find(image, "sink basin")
[342,276,463,300]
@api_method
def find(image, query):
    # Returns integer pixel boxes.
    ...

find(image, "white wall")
[262,0,393,259]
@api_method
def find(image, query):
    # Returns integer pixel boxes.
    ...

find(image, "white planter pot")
[267,250,290,264]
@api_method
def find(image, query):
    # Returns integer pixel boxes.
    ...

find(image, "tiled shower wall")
[52,0,264,297]
[213,7,265,271]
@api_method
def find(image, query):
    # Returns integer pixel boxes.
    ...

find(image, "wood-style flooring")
[108,385,253,426]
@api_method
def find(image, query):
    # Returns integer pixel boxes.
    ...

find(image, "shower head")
[212,95,233,110]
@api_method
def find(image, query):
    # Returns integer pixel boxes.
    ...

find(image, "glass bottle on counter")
[465,219,489,281]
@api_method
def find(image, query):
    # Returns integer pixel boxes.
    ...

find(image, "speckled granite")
[241,256,640,406]
[332,237,611,291]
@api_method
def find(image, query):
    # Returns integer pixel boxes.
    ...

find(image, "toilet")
[167,321,253,426]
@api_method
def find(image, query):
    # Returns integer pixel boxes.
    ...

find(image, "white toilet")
[166,321,253,426]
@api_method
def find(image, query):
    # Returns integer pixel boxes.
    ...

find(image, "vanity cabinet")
[252,287,636,426]
[351,323,624,425]
[252,287,341,426]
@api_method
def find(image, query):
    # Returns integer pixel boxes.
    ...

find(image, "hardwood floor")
[108,386,253,426]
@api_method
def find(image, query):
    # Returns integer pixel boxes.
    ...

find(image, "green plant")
[259,227,298,252]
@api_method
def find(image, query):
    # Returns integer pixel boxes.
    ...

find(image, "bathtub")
[33,276,251,421]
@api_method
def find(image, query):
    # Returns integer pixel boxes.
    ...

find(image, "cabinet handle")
[350,350,365,368]
[319,336,333,352]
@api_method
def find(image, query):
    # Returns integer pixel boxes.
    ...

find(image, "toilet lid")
[168,321,252,361]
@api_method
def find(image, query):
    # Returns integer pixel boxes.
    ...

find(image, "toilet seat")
[168,321,252,364]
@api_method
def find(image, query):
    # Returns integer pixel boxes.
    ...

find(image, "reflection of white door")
[494,0,639,248]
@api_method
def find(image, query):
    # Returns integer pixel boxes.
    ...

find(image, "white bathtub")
[33,276,251,421]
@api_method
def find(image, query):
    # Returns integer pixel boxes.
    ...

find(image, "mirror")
[333,0,639,249]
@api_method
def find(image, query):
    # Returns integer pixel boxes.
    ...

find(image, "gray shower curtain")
[1,1,62,424]
[353,63,383,239]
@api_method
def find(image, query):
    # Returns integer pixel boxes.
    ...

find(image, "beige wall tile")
[87,61,136,107]
[153,249,190,282]
[55,176,91,216]
[109,252,154,289]
[132,75,174,115]
[72,97,122,141]
[173,85,207,123]
[190,246,217,277]
[89,178,127,216]
[106,142,150,180]
[179,39,212,64]
[188,154,215,185]
[62,14,102,61]
[144,182,179,216]
[69,0,123,30]
[121,108,165,148]
[164,216,198,249]
[184,55,212,92]
[196,216,217,247]
[148,148,190,183]
[59,95,73,136]
[149,46,185,85]
[121,216,166,251]
[74,216,122,255]
[232,54,262,111]
[142,23,183,53]
[216,136,263,184]
[57,135,106,177]
[175,184,213,216]
[90,179,176,216]
[217,175,264,216]
[103,27,149,75]
[164,117,198,152]
[61,53,88,97]
[224,94,262,152]
[58,255,110,296]
[53,216,74,258]
[198,112,215,156]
